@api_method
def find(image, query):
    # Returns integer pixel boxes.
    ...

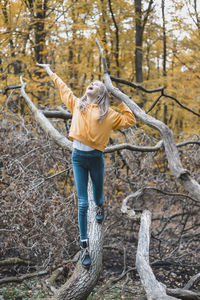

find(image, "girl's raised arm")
[36,63,77,113]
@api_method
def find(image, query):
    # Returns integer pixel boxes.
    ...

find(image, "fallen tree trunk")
[136,210,179,300]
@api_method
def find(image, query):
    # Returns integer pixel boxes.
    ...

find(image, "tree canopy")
[0,0,199,136]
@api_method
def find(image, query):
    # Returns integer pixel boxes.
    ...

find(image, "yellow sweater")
[51,73,136,152]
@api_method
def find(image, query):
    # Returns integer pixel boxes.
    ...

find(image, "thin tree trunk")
[162,0,167,77]
[108,0,120,77]
[33,0,48,64]
[135,0,143,83]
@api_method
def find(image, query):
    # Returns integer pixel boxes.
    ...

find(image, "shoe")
[96,204,104,224]
[80,239,91,269]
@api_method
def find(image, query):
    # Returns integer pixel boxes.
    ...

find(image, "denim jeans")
[72,148,104,240]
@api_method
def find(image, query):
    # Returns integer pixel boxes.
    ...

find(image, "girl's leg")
[89,154,104,206]
[72,151,89,240]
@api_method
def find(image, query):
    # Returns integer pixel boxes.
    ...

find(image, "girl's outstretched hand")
[36,62,49,68]
[36,63,53,76]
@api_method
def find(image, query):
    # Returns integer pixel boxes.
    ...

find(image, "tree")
[134,0,153,83]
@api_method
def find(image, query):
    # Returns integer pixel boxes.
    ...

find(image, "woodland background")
[0,0,200,299]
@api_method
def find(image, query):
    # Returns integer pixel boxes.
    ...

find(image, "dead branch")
[95,38,200,202]
[110,75,165,93]
[135,288,200,300]
[20,76,73,151]
[167,287,200,299]
[0,270,48,285]
[136,210,179,299]
[136,210,200,300]
[184,272,200,290]
[121,187,200,217]
[1,84,22,95]
[110,75,200,118]
[29,168,70,191]
[0,257,32,266]
[42,110,72,120]
[147,93,200,118]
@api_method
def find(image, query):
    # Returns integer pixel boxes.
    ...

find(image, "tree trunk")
[162,0,167,77]
[108,0,120,78]
[135,0,143,83]
[33,0,48,64]
[134,0,153,107]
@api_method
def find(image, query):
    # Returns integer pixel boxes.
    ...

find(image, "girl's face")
[86,81,102,99]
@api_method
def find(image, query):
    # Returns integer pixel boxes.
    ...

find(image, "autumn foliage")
[0,0,199,136]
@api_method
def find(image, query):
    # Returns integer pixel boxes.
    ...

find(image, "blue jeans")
[72,148,104,240]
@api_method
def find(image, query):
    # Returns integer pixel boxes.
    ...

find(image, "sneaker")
[96,204,104,223]
[80,240,91,269]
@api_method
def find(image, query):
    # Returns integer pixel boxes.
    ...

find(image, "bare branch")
[1,84,22,94]
[142,0,154,31]
[20,76,73,151]
[42,110,72,120]
[110,75,200,118]
[147,92,200,118]
[105,140,163,153]
[95,37,108,73]
[110,75,165,93]
[184,272,200,290]
[0,270,48,285]
[121,187,200,216]
[136,210,179,299]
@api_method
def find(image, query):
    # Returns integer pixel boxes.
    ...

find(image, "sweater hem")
[68,134,105,152]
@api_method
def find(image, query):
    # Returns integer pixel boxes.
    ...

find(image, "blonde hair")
[79,81,109,122]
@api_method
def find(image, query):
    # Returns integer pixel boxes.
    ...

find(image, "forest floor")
[1,218,200,300]
[0,277,144,299]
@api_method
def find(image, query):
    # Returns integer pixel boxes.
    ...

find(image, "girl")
[37,63,136,268]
